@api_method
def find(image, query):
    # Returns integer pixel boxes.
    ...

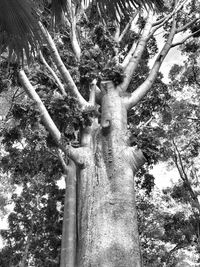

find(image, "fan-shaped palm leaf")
[97,0,164,17]
[51,0,164,20]
[0,0,164,62]
[0,0,41,62]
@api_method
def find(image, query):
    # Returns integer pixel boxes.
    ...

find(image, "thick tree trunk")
[76,82,145,267]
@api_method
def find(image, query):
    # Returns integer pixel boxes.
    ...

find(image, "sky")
[150,162,180,189]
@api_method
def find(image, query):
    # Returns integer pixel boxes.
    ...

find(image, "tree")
[151,40,200,261]
[142,55,200,265]
[1,0,200,266]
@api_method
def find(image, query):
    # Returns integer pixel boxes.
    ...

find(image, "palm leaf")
[0,0,164,62]
[0,0,41,62]
[96,0,164,18]
[50,0,164,21]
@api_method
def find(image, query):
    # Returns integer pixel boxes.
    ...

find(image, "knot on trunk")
[101,80,115,95]
[101,119,111,135]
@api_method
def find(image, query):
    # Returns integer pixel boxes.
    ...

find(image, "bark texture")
[60,160,76,267]
[76,82,145,267]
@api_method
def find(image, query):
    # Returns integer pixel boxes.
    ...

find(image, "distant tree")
[155,44,200,261]
[0,109,64,266]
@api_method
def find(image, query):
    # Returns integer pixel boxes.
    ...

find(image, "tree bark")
[76,81,145,267]
[60,160,77,267]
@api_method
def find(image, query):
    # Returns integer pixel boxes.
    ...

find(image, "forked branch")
[18,69,84,165]
[120,0,189,93]
[172,28,200,47]
[39,23,90,110]
[120,10,154,91]
[19,69,61,142]
[39,51,66,96]
[125,14,177,109]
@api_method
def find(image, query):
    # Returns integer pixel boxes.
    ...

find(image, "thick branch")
[176,18,199,33]
[125,15,177,109]
[19,70,84,165]
[120,10,154,91]
[89,79,97,105]
[121,42,137,69]
[151,0,188,30]
[19,69,61,142]
[118,12,138,43]
[66,0,81,60]
[39,23,89,110]
[39,51,66,96]
[147,0,189,43]
[172,28,200,47]
[71,20,81,60]
[114,21,121,42]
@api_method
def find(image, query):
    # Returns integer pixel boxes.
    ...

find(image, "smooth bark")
[60,160,77,267]
[76,82,145,266]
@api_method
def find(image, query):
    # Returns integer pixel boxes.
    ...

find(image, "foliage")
[151,36,200,261]
[135,186,199,266]
[0,94,65,265]
[0,177,63,266]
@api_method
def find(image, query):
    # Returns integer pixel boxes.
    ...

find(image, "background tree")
[146,36,200,263]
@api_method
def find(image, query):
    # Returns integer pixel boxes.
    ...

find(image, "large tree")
[0,0,199,266]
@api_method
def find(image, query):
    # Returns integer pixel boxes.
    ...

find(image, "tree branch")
[118,12,138,43]
[125,15,177,109]
[149,0,189,37]
[114,20,121,42]
[19,69,61,142]
[120,10,154,91]
[89,79,97,105]
[172,139,200,213]
[69,2,81,60]
[39,22,90,110]
[176,18,199,33]
[65,0,82,60]
[39,51,67,96]
[172,28,200,47]
[18,69,84,165]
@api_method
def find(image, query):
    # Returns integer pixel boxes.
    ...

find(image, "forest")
[0,0,200,266]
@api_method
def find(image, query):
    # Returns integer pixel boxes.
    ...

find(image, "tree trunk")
[76,81,145,267]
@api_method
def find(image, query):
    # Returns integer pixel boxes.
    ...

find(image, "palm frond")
[95,0,164,18]
[50,0,164,22]
[0,0,41,63]
[0,0,164,63]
